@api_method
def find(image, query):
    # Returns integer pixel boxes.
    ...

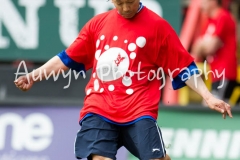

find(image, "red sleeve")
[65,21,95,71]
[155,22,194,78]
[213,15,227,41]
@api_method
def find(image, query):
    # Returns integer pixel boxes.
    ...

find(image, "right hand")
[205,94,233,119]
[14,75,34,91]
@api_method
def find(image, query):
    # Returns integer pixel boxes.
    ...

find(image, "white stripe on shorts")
[155,122,166,157]
[74,129,80,156]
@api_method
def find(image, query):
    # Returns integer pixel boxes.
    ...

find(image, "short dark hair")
[217,0,222,5]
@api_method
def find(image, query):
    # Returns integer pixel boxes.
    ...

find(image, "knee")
[165,154,171,160]
[152,154,171,160]
[162,154,171,160]
[92,154,113,160]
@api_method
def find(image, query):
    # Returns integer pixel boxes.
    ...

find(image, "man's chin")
[122,14,135,19]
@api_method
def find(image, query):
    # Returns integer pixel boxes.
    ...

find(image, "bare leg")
[92,154,113,160]
[150,154,171,160]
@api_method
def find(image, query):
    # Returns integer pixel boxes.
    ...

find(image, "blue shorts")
[74,115,166,160]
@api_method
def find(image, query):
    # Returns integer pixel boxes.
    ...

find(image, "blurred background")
[0,0,239,160]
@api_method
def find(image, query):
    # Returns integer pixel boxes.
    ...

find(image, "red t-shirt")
[202,9,237,82]
[66,7,193,123]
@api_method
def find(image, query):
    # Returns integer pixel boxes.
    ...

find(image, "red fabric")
[66,21,95,71]
[66,7,194,123]
[202,9,237,82]
[222,0,232,10]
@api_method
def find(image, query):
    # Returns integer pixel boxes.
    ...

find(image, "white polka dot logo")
[87,35,146,96]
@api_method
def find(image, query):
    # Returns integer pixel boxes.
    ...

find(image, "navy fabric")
[75,115,119,160]
[172,62,199,90]
[122,118,166,160]
[75,115,166,160]
[137,2,144,13]
[57,50,86,73]
[79,113,155,126]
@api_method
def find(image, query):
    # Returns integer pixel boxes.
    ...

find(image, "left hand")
[205,95,233,119]
[14,74,33,92]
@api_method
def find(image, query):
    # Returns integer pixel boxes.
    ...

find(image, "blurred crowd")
[162,0,240,106]
[191,0,239,106]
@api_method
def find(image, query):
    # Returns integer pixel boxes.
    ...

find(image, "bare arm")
[192,36,223,59]
[185,74,232,119]
[14,56,69,91]
[29,56,68,81]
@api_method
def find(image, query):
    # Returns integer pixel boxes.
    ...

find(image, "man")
[15,0,232,160]
[191,0,237,102]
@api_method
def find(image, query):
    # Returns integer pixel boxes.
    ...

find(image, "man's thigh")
[75,115,119,160]
[121,119,167,160]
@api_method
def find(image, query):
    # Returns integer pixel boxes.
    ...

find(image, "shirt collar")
[137,2,144,13]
